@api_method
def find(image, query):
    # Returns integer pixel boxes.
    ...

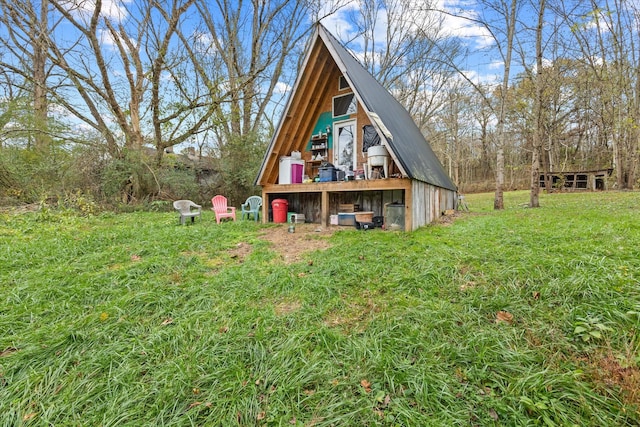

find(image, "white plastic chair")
[173,200,202,225]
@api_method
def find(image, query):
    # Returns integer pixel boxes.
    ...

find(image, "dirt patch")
[273,299,303,316]
[437,209,472,226]
[258,223,336,263]
[225,224,336,264]
[227,242,254,260]
[323,292,385,333]
[591,351,640,409]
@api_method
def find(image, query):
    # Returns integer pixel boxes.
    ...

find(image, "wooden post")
[321,190,329,226]
[261,190,268,224]
[405,183,413,231]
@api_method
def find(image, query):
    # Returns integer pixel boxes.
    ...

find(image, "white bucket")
[367,145,388,166]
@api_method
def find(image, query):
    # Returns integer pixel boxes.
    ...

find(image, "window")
[333,93,357,117]
[339,75,350,90]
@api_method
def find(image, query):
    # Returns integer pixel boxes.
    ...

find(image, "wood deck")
[261,178,412,227]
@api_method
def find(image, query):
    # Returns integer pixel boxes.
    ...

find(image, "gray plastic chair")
[173,200,202,225]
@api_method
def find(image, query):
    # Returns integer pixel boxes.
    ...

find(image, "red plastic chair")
[211,195,236,224]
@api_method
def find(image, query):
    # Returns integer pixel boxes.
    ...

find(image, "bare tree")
[428,81,473,188]
[334,0,460,130]
[561,0,640,189]
[46,0,230,162]
[529,0,546,208]
[0,0,60,150]
[470,86,494,181]
[195,0,319,146]
[484,0,519,209]
[423,0,520,207]
[1,0,235,165]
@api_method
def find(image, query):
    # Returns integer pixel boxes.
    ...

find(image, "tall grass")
[1,191,639,426]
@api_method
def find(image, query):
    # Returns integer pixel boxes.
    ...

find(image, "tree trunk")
[33,0,50,151]
[530,0,545,208]
[494,0,518,210]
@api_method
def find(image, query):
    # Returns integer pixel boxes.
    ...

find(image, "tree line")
[0,0,638,210]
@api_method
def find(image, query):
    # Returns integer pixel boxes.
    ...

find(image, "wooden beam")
[321,190,329,226]
[260,189,268,224]
[405,181,413,231]
[262,41,332,185]
[278,60,333,164]
[261,178,411,194]
[277,52,335,166]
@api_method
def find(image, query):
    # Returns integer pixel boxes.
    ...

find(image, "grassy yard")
[1,191,639,426]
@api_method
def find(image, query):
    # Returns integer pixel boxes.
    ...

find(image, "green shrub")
[215,132,266,205]
[156,166,200,202]
[99,150,158,204]
[0,146,70,203]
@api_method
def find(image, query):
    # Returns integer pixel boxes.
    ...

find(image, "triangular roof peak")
[257,23,456,191]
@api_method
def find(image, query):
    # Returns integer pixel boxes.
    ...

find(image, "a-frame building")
[256,23,457,231]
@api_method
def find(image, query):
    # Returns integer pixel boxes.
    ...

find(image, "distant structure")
[539,169,613,191]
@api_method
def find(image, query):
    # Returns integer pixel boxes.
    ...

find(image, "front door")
[334,120,356,171]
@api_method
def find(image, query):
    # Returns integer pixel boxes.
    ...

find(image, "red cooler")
[271,199,288,223]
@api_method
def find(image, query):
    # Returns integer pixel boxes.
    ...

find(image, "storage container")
[372,216,384,228]
[338,213,356,226]
[338,204,356,212]
[279,157,305,184]
[385,203,405,231]
[291,163,303,184]
[319,166,337,182]
[272,199,288,223]
[290,213,305,223]
[354,211,373,223]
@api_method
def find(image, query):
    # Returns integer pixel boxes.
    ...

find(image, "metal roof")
[317,25,456,191]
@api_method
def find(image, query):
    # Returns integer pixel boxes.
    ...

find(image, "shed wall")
[410,181,457,230]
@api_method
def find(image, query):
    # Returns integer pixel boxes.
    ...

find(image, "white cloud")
[319,0,493,51]
[316,0,500,83]
[318,1,360,41]
[67,0,130,21]
[98,28,117,47]
[438,0,494,49]
[274,82,292,95]
[459,68,501,86]
[194,31,214,46]
[99,0,130,20]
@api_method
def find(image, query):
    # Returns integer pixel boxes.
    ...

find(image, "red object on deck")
[271,199,288,223]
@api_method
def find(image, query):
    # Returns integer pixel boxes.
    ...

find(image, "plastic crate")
[319,167,336,182]
[290,213,305,223]
[338,213,356,226]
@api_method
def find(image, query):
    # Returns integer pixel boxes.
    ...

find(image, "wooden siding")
[259,39,382,186]
[539,169,612,191]
[410,181,457,231]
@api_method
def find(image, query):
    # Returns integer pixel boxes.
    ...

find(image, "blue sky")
[52,0,511,146]
[47,0,507,93]
[3,0,602,148]
[317,0,503,85]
